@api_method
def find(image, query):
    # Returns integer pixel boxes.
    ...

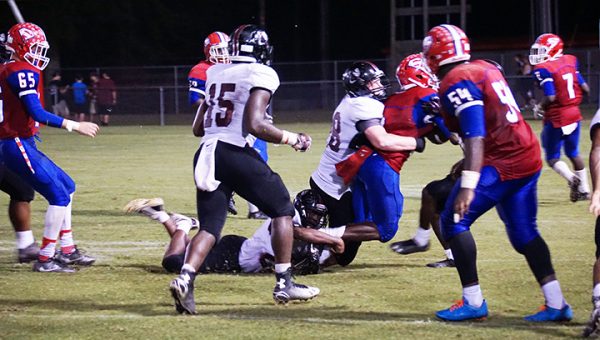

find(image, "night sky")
[0,0,597,67]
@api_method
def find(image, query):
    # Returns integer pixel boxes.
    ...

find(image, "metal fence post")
[159,87,165,126]
[174,66,179,115]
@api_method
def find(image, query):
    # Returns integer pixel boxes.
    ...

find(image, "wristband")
[65,120,80,132]
[460,170,480,189]
[281,130,299,146]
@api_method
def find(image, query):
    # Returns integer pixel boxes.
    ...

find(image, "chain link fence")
[51,50,599,125]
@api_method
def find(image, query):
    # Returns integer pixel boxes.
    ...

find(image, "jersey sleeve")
[352,96,384,122]
[441,80,486,138]
[188,65,208,105]
[248,64,280,94]
[6,68,40,98]
[590,108,600,140]
[532,67,555,96]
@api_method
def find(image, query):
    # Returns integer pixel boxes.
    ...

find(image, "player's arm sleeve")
[188,76,206,105]
[441,80,486,138]
[576,60,587,86]
[533,68,555,96]
[249,65,280,95]
[7,70,64,128]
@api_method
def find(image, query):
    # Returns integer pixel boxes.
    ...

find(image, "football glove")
[292,133,312,152]
[533,104,545,118]
[421,95,442,116]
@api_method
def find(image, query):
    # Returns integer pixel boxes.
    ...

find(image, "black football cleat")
[583,298,600,337]
[248,211,269,220]
[32,259,76,273]
[227,196,238,215]
[390,239,430,255]
[18,242,40,263]
[170,270,197,314]
[426,258,455,268]
[569,177,581,202]
[55,248,96,266]
[273,268,319,304]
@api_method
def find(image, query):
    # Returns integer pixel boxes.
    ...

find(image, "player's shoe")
[55,248,96,266]
[273,268,320,304]
[569,177,582,202]
[436,299,488,321]
[583,298,600,337]
[390,239,430,255]
[18,242,40,263]
[32,259,76,273]
[248,211,269,220]
[169,270,197,314]
[170,213,199,232]
[426,258,455,268]
[123,198,165,220]
[228,196,238,215]
[524,304,573,322]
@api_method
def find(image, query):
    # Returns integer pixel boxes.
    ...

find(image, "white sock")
[60,195,76,254]
[16,231,35,249]
[541,280,566,309]
[275,263,291,274]
[592,283,600,300]
[463,284,483,307]
[248,202,259,214]
[175,219,192,234]
[552,161,575,183]
[576,169,590,193]
[181,263,196,274]
[40,205,68,260]
[413,227,431,247]
[156,211,170,223]
[444,248,454,260]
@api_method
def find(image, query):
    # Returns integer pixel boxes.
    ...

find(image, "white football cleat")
[123,198,165,220]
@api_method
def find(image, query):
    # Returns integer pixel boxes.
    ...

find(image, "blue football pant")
[541,121,581,161]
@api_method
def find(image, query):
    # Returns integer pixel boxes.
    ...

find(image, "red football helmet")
[5,22,50,70]
[529,33,563,65]
[396,53,438,90]
[203,31,230,64]
[422,24,470,74]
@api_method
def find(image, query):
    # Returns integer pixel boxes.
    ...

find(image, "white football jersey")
[203,62,279,147]
[591,108,600,133]
[311,95,384,199]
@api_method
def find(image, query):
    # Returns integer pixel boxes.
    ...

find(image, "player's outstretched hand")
[331,238,345,254]
[590,191,600,216]
[292,133,312,152]
[76,122,100,138]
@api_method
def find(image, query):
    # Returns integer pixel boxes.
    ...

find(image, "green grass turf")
[0,115,597,339]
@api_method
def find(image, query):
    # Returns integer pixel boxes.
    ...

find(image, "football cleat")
[123,198,165,220]
[390,239,430,255]
[436,299,488,321]
[524,304,573,322]
[273,268,320,304]
[55,248,96,266]
[569,177,582,202]
[426,258,455,268]
[227,196,238,215]
[18,242,40,263]
[583,298,600,337]
[33,259,76,273]
[169,270,197,314]
[248,211,269,220]
[170,213,199,232]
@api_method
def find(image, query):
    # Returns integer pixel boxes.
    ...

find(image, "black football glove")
[421,95,442,116]
[349,133,373,150]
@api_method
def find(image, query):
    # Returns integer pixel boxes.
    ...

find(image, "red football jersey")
[533,55,583,128]
[0,61,41,139]
[440,60,542,180]
[381,86,436,172]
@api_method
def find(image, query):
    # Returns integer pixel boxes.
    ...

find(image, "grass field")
[0,117,597,339]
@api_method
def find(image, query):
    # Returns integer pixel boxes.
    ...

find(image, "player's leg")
[436,166,503,321]
[0,166,39,262]
[391,184,436,255]
[564,123,590,200]
[2,138,75,272]
[542,122,577,198]
[247,139,268,219]
[496,171,572,322]
[583,216,600,337]
[229,145,319,303]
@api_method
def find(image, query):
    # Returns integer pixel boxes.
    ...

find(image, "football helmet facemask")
[294,189,328,229]
[230,24,273,65]
[204,31,230,64]
[422,24,470,74]
[396,53,438,90]
[342,61,390,101]
[5,22,50,71]
[529,33,563,65]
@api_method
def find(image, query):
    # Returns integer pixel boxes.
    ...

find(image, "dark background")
[0,0,597,67]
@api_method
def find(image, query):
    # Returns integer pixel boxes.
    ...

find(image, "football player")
[170,24,316,315]
[424,24,571,322]
[529,33,591,202]
[124,190,346,275]
[0,23,99,272]
[0,31,39,263]
[311,60,423,267]
[584,108,600,337]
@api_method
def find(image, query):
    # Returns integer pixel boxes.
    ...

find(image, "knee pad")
[519,236,555,283]
[162,253,185,273]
